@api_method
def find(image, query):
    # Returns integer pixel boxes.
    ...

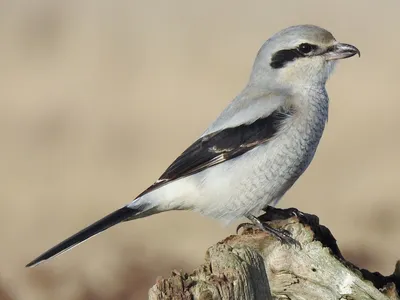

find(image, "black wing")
[137,107,293,198]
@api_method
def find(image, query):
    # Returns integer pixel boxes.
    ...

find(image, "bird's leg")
[243,214,301,247]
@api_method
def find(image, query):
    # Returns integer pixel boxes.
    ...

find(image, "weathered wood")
[149,207,400,300]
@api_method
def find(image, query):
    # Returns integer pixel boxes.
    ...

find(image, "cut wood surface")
[149,207,400,300]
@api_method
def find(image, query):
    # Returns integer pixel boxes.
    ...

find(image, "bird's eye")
[298,43,314,54]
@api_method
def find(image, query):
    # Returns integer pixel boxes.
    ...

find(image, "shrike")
[27,24,359,267]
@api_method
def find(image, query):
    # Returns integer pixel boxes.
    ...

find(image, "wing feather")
[137,107,294,198]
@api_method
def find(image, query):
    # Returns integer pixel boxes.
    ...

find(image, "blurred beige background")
[1,0,400,299]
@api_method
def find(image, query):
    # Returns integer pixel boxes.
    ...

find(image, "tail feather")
[26,206,137,268]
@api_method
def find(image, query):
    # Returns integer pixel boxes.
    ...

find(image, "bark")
[149,207,400,300]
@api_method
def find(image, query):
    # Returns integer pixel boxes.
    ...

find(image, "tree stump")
[149,207,400,300]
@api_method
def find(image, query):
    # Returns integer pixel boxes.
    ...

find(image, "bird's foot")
[236,222,291,237]
[245,214,301,248]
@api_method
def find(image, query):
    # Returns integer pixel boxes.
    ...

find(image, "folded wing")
[138,106,294,197]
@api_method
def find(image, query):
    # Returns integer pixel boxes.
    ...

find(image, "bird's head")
[249,25,360,94]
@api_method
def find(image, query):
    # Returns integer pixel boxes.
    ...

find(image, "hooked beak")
[325,42,360,60]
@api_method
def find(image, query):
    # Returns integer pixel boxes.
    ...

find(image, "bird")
[26,24,360,267]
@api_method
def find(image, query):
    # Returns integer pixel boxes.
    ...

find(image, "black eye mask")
[270,43,318,69]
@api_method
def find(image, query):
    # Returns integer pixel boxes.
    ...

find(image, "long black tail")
[26,206,137,267]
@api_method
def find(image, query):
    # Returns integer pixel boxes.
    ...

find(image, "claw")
[236,222,255,234]
[267,226,301,248]
[246,214,302,249]
[286,207,306,219]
